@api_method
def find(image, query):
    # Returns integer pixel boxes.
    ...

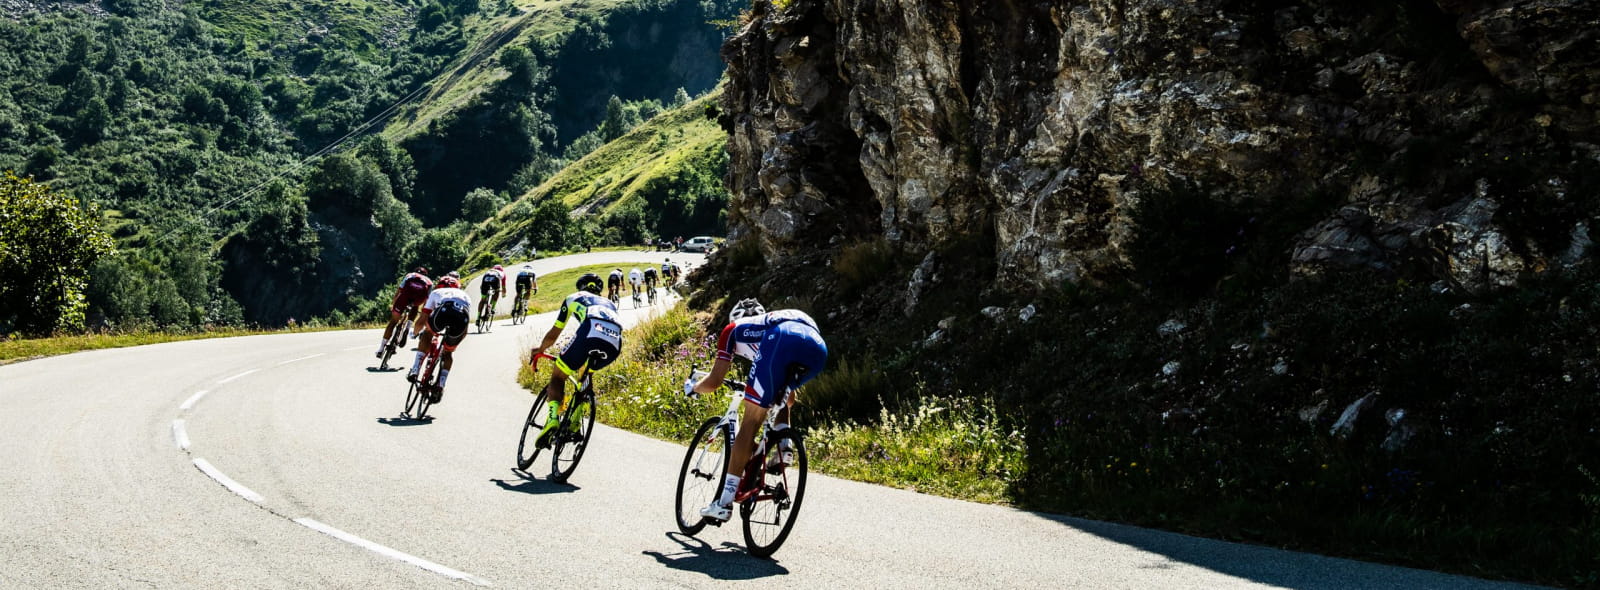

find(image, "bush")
[0,172,114,335]
[833,237,896,292]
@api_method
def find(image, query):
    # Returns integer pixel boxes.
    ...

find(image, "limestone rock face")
[721,0,1599,292]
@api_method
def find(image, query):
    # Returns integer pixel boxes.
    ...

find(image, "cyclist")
[514,264,538,310]
[409,276,470,403]
[377,267,432,358]
[607,268,625,302]
[661,259,675,288]
[685,299,828,522]
[628,267,644,302]
[642,265,659,301]
[527,273,623,448]
[478,264,506,324]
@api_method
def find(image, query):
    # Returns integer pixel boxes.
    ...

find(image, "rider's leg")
[436,349,454,394]
[379,307,401,355]
[410,330,434,377]
[704,403,767,520]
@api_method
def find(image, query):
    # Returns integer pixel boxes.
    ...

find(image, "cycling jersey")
[515,270,536,293]
[391,272,434,315]
[643,268,658,283]
[607,271,624,286]
[715,310,826,407]
[424,287,471,348]
[552,292,623,376]
[480,270,505,295]
[629,268,643,285]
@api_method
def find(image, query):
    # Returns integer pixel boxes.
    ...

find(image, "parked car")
[679,236,717,253]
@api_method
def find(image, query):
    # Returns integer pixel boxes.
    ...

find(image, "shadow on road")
[1037,514,1535,590]
[492,475,580,495]
[376,416,432,427]
[641,532,789,580]
[365,366,404,373]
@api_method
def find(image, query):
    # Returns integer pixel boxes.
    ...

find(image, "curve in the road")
[0,251,1539,589]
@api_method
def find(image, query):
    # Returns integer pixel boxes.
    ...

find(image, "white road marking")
[171,419,190,451]
[276,353,324,366]
[216,369,260,384]
[179,390,210,411]
[293,518,492,586]
[191,458,264,503]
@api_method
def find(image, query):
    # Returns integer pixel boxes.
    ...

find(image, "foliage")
[0,172,115,335]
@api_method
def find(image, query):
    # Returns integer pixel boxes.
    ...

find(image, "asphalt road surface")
[0,253,1539,589]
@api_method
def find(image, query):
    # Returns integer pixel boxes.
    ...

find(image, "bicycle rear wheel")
[515,391,551,471]
[415,384,434,419]
[675,417,731,536]
[550,389,596,482]
[741,429,807,558]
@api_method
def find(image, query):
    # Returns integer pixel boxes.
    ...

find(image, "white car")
[679,236,717,253]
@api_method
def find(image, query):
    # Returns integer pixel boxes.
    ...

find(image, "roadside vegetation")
[0,321,373,364]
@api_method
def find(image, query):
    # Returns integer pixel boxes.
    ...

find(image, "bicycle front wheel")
[550,390,596,482]
[675,416,731,536]
[741,429,807,558]
[515,391,551,471]
[403,381,424,418]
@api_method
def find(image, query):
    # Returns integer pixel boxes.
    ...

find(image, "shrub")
[833,237,896,293]
[0,172,115,335]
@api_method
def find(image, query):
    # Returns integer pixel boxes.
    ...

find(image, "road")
[0,252,1537,589]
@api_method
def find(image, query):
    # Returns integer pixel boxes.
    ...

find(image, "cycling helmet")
[437,276,461,289]
[576,273,603,294]
[729,298,766,322]
[493,264,504,272]
[414,267,428,276]
[447,271,461,279]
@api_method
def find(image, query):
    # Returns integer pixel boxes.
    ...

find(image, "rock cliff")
[721,0,1599,293]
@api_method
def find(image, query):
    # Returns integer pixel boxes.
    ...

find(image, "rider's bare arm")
[530,324,562,363]
[691,357,734,395]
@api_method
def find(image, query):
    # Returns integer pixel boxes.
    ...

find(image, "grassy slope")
[382,0,634,141]
[467,89,726,260]
[199,0,416,58]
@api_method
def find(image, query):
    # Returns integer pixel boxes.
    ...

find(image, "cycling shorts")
[480,279,501,296]
[745,320,828,408]
[429,301,470,350]
[392,282,430,315]
[515,275,534,293]
[556,318,623,377]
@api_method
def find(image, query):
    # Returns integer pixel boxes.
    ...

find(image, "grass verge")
[0,323,373,365]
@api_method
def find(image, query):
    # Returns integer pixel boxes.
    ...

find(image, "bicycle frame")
[531,352,594,404]
[708,377,791,504]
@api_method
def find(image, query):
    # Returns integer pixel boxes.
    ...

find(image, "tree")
[600,95,628,141]
[404,226,469,276]
[76,96,111,142]
[0,172,115,335]
[673,87,691,107]
[460,187,501,222]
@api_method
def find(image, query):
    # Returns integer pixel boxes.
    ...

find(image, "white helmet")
[729,298,765,322]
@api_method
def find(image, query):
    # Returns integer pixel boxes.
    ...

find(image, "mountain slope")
[467,88,726,260]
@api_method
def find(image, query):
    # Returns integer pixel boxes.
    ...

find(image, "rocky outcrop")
[721,0,1600,292]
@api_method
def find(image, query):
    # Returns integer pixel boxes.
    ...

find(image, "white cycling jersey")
[629,268,643,285]
[424,287,470,312]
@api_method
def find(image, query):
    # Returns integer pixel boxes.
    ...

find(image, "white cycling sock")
[717,474,741,506]
[377,338,387,350]
[410,352,424,373]
[437,369,449,388]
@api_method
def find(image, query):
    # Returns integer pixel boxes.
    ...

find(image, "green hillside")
[467,88,726,261]
[197,0,417,60]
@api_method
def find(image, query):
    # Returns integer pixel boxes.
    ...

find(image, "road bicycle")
[645,280,658,306]
[377,307,417,371]
[477,291,500,333]
[631,284,643,308]
[511,292,530,325]
[674,368,808,558]
[607,284,621,306]
[402,332,443,420]
[517,352,601,482]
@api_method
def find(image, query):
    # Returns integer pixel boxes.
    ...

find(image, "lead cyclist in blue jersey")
[685,298,828,522]
[527,273,624,447]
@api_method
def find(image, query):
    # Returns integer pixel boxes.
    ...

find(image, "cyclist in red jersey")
[378,267,433,358]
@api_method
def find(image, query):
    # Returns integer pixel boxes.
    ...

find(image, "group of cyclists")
[373,257,828,525]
